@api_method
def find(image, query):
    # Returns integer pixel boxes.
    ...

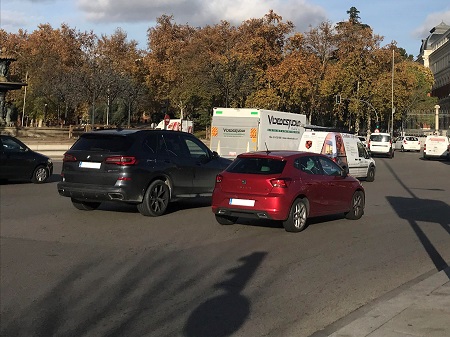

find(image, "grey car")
[57,129,232,216]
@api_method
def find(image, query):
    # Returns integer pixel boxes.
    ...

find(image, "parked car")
[394,136,421,152]
[368,132,394,158]
[0,135,53,183]
[57,129,232,216]
[211,151,365,232]
[423,135,450,160]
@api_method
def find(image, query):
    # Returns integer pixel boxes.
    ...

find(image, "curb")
[327,267,450,337]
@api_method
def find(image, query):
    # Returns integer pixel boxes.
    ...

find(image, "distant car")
[211,151,365,232]
[0,135,53,183]
[57,129,232,216]
[368,132,394,158]
[423,135,450,160]
[394,136,421,152]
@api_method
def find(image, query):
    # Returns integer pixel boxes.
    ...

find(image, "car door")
[159,133,195,196]
[354,141,369,177]
[182,135,222,194]
[295,156,329,215]
[316,156,353,212]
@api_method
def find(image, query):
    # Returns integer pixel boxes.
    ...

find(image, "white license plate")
[79,162,101,169]
[229,198,255,207]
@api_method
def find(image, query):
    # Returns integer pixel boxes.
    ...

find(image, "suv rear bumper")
[57,182,143,203]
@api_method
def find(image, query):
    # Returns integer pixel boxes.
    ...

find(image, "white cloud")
[76,0,327,32]
[413,10,450,40]
[0,10,30,30]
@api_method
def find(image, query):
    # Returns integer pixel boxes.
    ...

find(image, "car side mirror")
[341,165,349,177]
[212,151,219,159]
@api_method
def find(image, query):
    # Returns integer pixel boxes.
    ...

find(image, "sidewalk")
[326,267,450,337]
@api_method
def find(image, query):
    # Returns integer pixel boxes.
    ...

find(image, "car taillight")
[270,178,288,188]
[105,156,137,166]
[63,153,77,162]
[424,144,426,151]
[403,140,407,144]
[216,174,223,183]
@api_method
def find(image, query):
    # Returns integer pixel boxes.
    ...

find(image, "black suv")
[57,129,232,216]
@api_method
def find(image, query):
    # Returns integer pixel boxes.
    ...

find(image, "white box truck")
[210,108,307,158]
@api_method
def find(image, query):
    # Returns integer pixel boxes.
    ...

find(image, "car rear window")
[71,135,134,152]
[370,135,390,142]
[406,137,418,141]
[226,157,286,174]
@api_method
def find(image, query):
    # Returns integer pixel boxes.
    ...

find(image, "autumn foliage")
[0,8,436,133]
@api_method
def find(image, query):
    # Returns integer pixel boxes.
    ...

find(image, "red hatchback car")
[211,151,365,232]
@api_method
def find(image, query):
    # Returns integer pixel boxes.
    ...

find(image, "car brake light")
[105,156,137,166]
[216,174,223,183]
[63,153,77,162]
[403,140,407,144]
[270,178,288,188]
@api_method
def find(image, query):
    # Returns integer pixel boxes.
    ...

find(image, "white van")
[423,135,450,160]
[368,132,394,158]
[298,130,376,181]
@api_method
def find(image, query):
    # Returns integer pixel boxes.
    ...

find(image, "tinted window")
[370,134,390,142]
[2,137,27,152]
[227,157,286,174]
[295,156,321,175]
[406,137,418,141]
[72,135,134,152]
[185,138,209,160]
[357,142,366,157]
[317,157,342,176]
[161,133,189,158]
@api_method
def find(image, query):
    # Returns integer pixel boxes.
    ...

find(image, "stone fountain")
[0,49,27,126]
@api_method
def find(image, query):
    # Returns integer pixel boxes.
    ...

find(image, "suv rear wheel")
[137,179,170,216]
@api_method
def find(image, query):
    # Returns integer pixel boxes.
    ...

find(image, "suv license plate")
[79,162,101,169]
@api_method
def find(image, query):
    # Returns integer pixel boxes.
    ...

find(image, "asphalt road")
[1,152,449,337]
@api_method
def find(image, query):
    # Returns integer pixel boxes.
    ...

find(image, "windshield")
[370,134,390,142]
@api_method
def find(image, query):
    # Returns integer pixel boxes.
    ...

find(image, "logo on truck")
[267,115,302,129]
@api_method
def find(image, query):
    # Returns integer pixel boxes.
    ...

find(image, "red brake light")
[105,156,137,166]
[270,178,288,188]
[216,174,223,183]
[63,153,77,162]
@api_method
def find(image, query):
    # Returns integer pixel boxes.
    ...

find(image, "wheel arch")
[140,173,174,201]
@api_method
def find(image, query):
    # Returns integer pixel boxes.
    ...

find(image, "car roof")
[370,132,390,136]
[237,150,317,160]
[81,129,192,136]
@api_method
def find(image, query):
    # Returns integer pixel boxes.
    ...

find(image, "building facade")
[417,22,450,132]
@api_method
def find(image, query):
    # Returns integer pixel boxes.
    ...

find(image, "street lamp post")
[43,103,47,126]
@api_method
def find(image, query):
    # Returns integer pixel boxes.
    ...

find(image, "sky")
[1,0,450,57]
